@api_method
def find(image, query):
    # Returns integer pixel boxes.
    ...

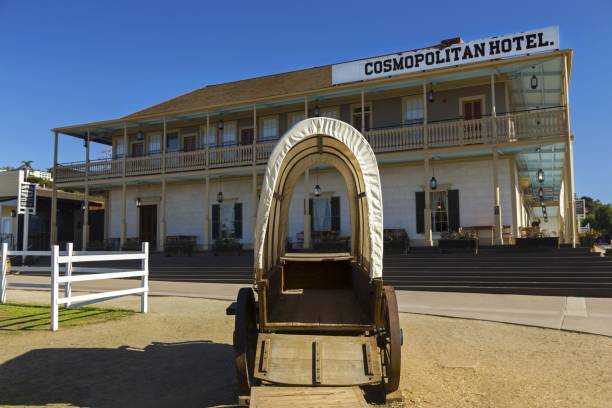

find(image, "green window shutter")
[309,198,314,231]
[234,202,243,239]
[331,196,341,232]
[415,191,425,234]
[212,204,220,239]
[448,189,460,232]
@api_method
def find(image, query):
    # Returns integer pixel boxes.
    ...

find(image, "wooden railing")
[56,108,566,183]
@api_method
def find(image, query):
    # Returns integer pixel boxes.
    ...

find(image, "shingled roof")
[124,65,332,120]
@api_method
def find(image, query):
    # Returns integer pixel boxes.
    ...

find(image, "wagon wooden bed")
[232,117,401,406]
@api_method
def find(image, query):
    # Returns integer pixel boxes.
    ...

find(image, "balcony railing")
[56,107,566,183]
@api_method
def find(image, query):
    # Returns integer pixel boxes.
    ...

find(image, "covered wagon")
[231,117,401,406]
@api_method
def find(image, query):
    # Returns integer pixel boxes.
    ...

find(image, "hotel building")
[51,27,577,251]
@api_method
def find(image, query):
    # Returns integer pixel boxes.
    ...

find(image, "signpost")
[17,182,36,257]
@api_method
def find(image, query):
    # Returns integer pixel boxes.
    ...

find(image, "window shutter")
[234,203,243,239]
[212,204,220,239]
[331,197,341,232]
[415,191,425,234]
[448,189,460,232]
[309,198,313,231]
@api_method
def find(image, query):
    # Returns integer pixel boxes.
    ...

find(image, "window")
[403,96,424,125]
[320,107,339,119]
[148,133,161,154]
[200,125,216,147]
[352,105,371,131]
[212,202,243,239]
[430,191,449,233]
[261,116,279,141]
[166,132,179,152]
[288,111,305,127]
[222,121,237,146]
[114,139,125,159]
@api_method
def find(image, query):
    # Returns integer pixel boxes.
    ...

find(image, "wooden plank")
[254,333,381,386]
[250,386,368,408]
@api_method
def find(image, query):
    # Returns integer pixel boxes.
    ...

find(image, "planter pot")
[438,238,478,254]
[515,237,559,250]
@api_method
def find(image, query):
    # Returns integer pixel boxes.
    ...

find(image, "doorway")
[139,205,157,249]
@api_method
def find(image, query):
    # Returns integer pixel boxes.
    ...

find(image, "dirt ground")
[1,290,611,408]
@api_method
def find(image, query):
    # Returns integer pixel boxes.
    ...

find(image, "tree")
[20,160,33,169]
[580,196,612,238]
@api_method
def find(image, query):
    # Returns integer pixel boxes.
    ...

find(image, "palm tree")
[20,160,34,169]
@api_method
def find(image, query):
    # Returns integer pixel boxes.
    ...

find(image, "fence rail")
[1,242,149,331]
[55,108,567,184]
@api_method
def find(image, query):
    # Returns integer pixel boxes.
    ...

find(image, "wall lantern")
[10,209,17,218]
[538,187,545,200]
[313,105,321,117]
[537,168,545,183]
[530,74,538,90]
[135,197,142,207]
[217,119,224,131]
[427,86,435,103]
[216,191,224,203]
[83,138,89,148]
[429,176,438,190]
[136,131,145,141]
[81,202,86,211]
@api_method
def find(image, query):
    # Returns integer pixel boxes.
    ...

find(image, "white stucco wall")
[108,158,516,249]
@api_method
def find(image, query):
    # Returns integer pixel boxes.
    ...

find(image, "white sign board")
[332,27,560,85]
[575,199,586,218]
[17,182,36,215]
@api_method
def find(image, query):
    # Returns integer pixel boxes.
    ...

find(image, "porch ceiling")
[514,142,565,203]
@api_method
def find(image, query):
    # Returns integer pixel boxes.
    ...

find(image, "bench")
[164,235,197,256]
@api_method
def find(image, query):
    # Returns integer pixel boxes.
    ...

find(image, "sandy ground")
[1,290,611,408]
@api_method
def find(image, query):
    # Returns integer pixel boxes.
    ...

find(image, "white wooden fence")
[1,242,149,331]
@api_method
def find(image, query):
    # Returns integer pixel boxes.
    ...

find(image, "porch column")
[120,123,128,247]
[160,179,166,252]
[160,118,167,251]
[492,148,503,245]
[22,211,29,257]
[204,175,210,250]
[562,55,577,247]
[509,156,519,240]
[82,129,90,250]
[361,89,365,134]
[303,169,311,249]
[50,130,59,247]
[423,156,433,246]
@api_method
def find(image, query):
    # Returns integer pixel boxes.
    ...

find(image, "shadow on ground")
[0,340,236,407]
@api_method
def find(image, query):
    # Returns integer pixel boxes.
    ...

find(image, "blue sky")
[0,0,611,202]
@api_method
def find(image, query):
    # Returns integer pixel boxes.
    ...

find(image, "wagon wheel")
[378,285,401,394]
[233,287,258,396]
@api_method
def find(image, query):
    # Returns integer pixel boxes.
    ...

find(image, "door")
[132,142,145,157]
[462,99,483,141]
[240,128,254,145]
[183,135,197,152]
[139,205,157,249]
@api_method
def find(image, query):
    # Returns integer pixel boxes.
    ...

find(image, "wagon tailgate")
[249,386,368,408]
[253,333,382,386]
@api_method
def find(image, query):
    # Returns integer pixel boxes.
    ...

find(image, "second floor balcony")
[56,106,567,184]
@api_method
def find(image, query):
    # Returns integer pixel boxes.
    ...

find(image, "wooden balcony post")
[423,156,433,246]
[206,112,210,169]
[492,148,503,245]
[562,55,577,247]
[423,82,429,148]
[304,96,308,118]
[509,157,519,240]
[50,130,59,247]
[120,123,128,248]
[252,105,258,247]
[361,89,365,134]
[82,128,90,250]
[490,71,498,143]
[160,118,167,251]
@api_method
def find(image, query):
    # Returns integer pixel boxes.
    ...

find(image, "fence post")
[51,245,59,331]
[140,242,149,313]
[64,242,73,308]
[1,242,7,304]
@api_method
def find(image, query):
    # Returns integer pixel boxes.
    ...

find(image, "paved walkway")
[6,275,612,337]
